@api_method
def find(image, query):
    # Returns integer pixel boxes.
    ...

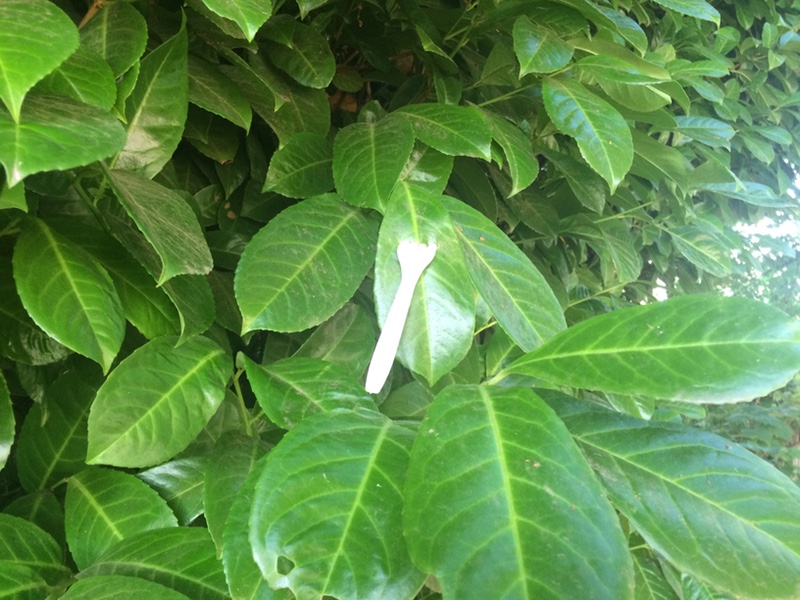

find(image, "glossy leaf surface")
[263,16,335,88]
[543,77,633,192]
[397,104,492,161]
[513,16,573,76]
[200,0,271,41]
[108,170,213,284]
[0,0,78,121]
[404,385,633,599]
[236,194,378,333]
[36,46,117,110]
[138,456,208,525]
[65,467,178,569]
[0,374,11,472]
[556,400,800,599]
[485,112,538,196]
[189,56,252,131]
[244,355,375,429]
[250,408,425,599]
[13,218,124,372]
[374,183,476,384]
[333,115,416,211]
[0,94,126,187]
[86,336,230,467]
[506,296,800,402]
[263,132,333,198]
[79,528,228,600]
[116,19,188,178]
[444,196,565,351]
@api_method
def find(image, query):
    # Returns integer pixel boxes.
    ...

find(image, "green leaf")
[671,116,735,148]
[564,215,643,285]
[35,45,117,110]
[65,467,178,569]
[396,104,492,161]
[484,112,538,197]
[0,562,48,600]
[630,129,690,192]
[116,18,188,178]
[512,16,574,76]
[79,528,228,600]
[60,575,192,600]
[0,0,78,122]
[200,0,271,41]
[543,77,633,192]
[538,147,607,213]
[4,491,66,550]
[244,355,376,429]
[697,181,791,207]
[575,55,670,85]
[250,408,425,598]
[86,335,230,468]
[669,224,732,277]
[652,0,720,24]
[262,15,335,88]
[108,170,213,284]
[374,183,476,385]
[404,385,633,599]
[235,194,379,333]
[263,132,333,198]
[294,302,376,377]
[0,514,66,585]
[632,549,678,600]
[399,142,454,194]
[80,1,148,77]
[505,295,800,403]
[0,93,126,187]
[204,433,268,553]
[138,456,208,525]
[189,56,252,131]
[16,366,101,492]
[0,374,12,472]
[13,218,124,372]
[443,197,565,351]
[556,401,800,599]
[333,115,416,212]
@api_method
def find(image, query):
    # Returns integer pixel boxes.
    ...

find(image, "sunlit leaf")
[200,0,271,41]
[484,112,538,197]
[652,0,720,24]
[513,16,573,76]
[397,104,492,161]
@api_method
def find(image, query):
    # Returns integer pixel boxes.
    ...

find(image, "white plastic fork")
[365,240,438,394]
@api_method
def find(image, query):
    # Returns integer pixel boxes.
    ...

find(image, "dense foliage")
[1,0,800,598]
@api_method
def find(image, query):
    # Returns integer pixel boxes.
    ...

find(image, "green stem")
[477,83,539,108]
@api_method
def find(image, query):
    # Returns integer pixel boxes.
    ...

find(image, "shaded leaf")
[263,15,335,88]
[564,215,643,285]
[0,374,12,472]
[0,94,126,187]
[79,528,228,600]
[35,45,117,110]
[244,355,376,429]
[263,132,333,198]
[138,456,208,525]
[116,19,188,178]
[555,400,800,599]
[0,514,66,585]
[250,408,425,599]
[13,218,124,372]
[61,575,192,600]
[333,115,416,212]
[374,183,476,385]
[669,224,732,277]
[189,56,252,131]
[200,0,271,41]
[108,170,213,284]
[404,385,633,599]
[80,1,147,77]
[0,0,78,121]
[542,77,633,192]
[3,491,66,550]
[485,112,538,197]
[235,194,378,333]
[539,146,607,213]
[396,104,492,161]
[0,562,48,600]
[443,197,565,351]
[513,16,574,76]
[65,467,178,569]
[86,335,230,468]
[505,295,800,403]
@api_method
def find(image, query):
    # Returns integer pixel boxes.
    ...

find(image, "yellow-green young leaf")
[78,528,229,600]
[553,398,800,599]
[262,15,335,88]
[188,56,252,131]
[374,183,476,385]
[396,104,492,161]
[199,0,271,42]
[116,18,188,178]
[0,374,11,472]
[443,197,565,351]
[512,16,573,76]
[263,132,333,198]
[59,576,192,600]
[12,219,124,373]
[80,1,147,77]
[65,467,178,569]
[244,355,376,429]
[0,514,67,585]
[333,115,416,212]
[505,296,800,403]
[0,94,126,187]
[404,385,634,599]
[235,194,379,333]
[249,409,426,599]
[35,45,117,110]
[0,0,78,122]
[108,170,213,284]
[542,77,633,192]
[86,335,230,468]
